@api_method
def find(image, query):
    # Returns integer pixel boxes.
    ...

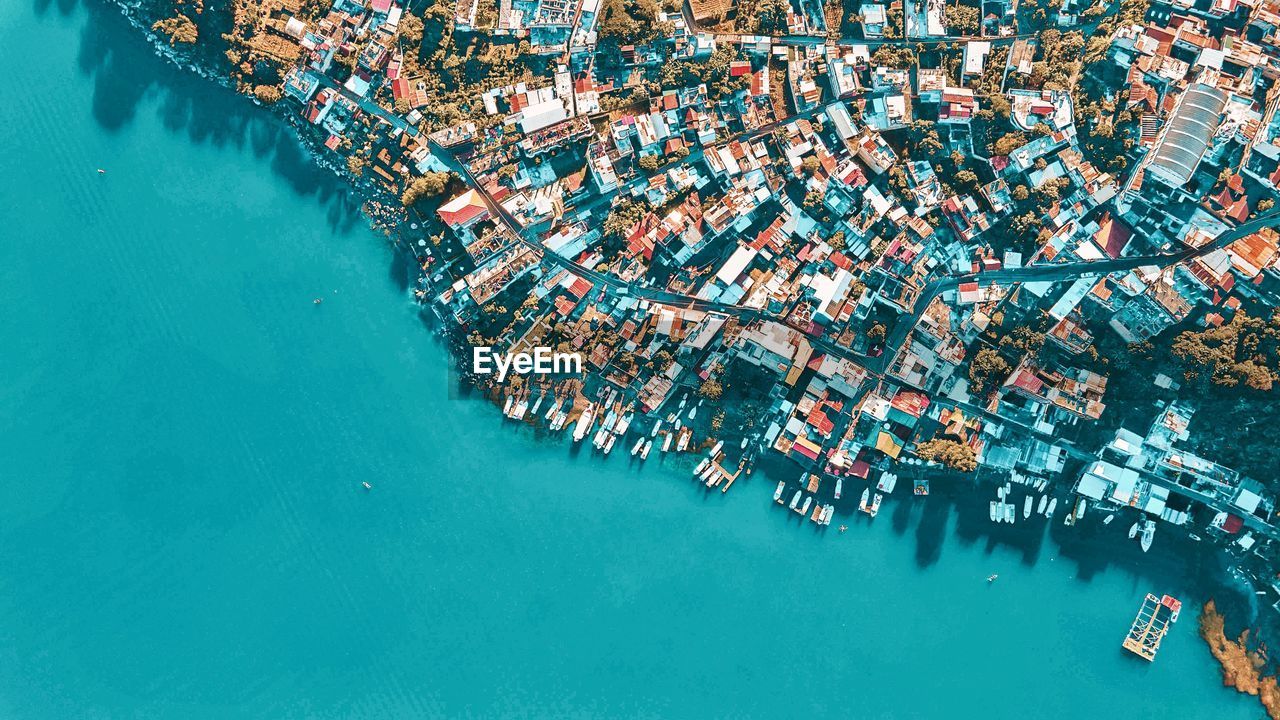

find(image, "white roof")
[717,245,758,284]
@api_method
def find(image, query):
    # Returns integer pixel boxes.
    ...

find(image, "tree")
[401,172,450,207]
[597,0,663,44]
[800,156,820,177]
[699,378,723,401]
[347,156,366,177]
[943,5,979,35]
[638,154,660,172]
[954,169,979,187]
[398,12,425,44]
[968,348,1010,395]
[152,15,198,45]
[994,132,1028,157]
[915,439,978,472]
[1012,185,1029,201]
[253,85,282,104]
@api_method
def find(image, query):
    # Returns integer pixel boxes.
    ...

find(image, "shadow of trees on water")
[34,0,364,234]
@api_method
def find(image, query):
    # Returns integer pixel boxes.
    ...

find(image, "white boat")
[553,411,568,430]
[544,398,560,421]
[513,400,528,420]
[1140,520,1156,552]
[740,436,749,449]
[1128,522,1139,539]
[789,491,802,510]
[820,505,833,525]
[601,410,617,433]
[1023,495,1033,519]
[1004,503,1015,524]
[990,501,998,521]
[651,420,662,437]
[694,458,709,476]
[530,395,543,416]
[709,440,724,457]
[859,488,871,513]
[997,485,1006,500]
[1103,513,1115,525]
[502,396,514,416]
[700,464,717,482]
[1075,499,1087,520]
[687,407,697,420]
[661,433,672,452]
[799,497,812,515]
[572,403,596,442]
[876,472,897,494]
[641,441,652,460]
[676,431,690,452]
[869,493,882,518]
[631,437,646,456]
[774,481,786,503]
[593,427,609,448]
[602,435,616,455]
[1046,498,1058,518]
[834,478,843,500]
[1037,495,1048,515]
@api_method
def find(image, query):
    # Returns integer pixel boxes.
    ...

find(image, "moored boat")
[990,501,998,522]
[572,403,596,442]
[1140,520,1156,552]
[661,433,672,452]
[1046,497,1058,518]
[1075,498,1088,520]
[774,480,786,503]
[641,440,652,459]
[799,496,812,515]
[869,493,882,518]
[789,491,802,510]
[502,395,514,416]
[1128,522,1139,539]
[709,440,724,457]
[631,437,646,456]
[859,488,871,513]
[1023,495,1033,518]
[1003,503,1015,524]
[834,478,843,500]
[1037,495,1048,515]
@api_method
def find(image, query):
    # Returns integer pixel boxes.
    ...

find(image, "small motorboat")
[987,574,998,583]
[362,481,372,490]
[1128,521,1139,539]
[774,481,786,503]
[989,501,998,522]
[1037,495,1048,515]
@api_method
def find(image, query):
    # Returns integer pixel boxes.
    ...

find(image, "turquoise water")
[0,2,1258,718]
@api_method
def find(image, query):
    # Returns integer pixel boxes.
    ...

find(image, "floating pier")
[1122,593,1181,661]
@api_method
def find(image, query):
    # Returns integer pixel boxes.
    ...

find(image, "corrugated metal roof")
[1147,84,1227,188]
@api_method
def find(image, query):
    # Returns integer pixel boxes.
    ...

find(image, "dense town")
[128,0,1280,704]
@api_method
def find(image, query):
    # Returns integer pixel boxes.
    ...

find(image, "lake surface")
[0,1,1257,718]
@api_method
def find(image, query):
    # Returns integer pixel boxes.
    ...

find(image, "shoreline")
[99,0,1273,673]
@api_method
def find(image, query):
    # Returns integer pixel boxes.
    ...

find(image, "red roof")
[1222,514,1244,533]
[436,189,489,227]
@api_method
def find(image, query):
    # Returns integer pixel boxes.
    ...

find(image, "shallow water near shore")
[0,1,1259,718]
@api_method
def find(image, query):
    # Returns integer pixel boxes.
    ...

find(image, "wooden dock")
[1122,593,1181,661]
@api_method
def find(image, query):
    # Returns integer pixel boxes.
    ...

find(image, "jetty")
[1122,593,1182,661]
